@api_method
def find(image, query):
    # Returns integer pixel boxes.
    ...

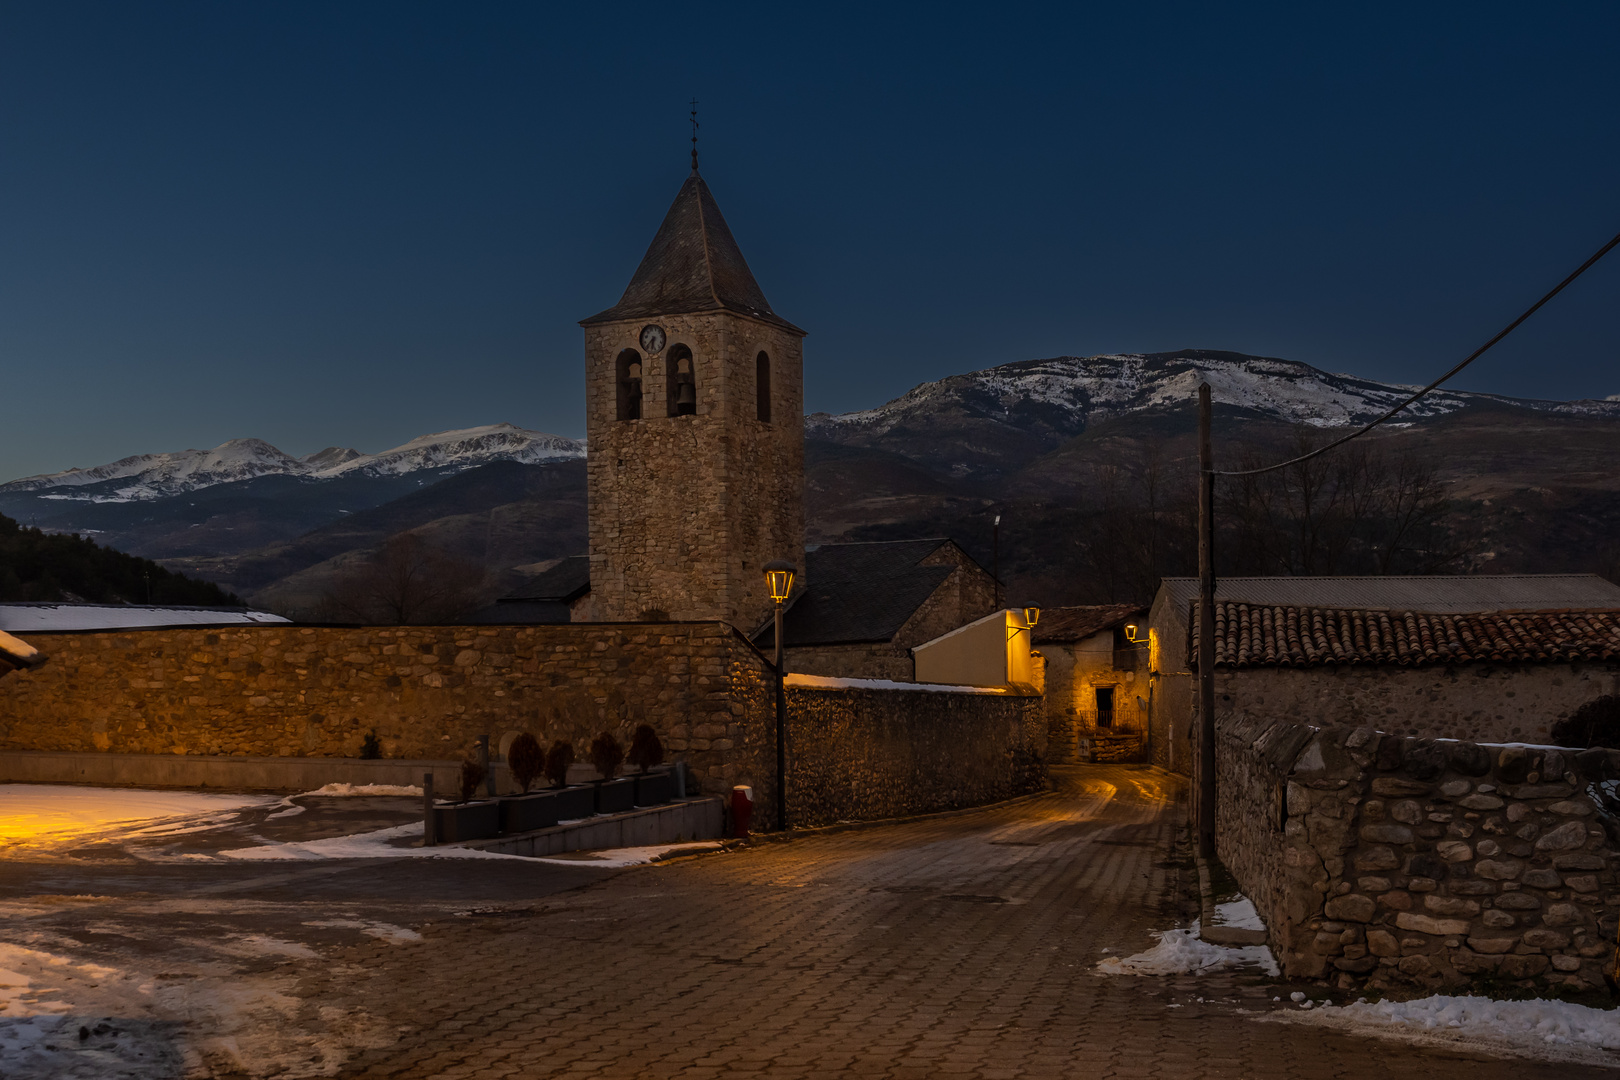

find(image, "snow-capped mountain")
[3,423,585,503]
[809,350,1620,443]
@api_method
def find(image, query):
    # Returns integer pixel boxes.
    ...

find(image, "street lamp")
[763,559,796,832]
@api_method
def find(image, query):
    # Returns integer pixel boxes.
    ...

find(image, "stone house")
[753,539,997,681]
[1148,574,1620,774]
[1031,604,1148,763]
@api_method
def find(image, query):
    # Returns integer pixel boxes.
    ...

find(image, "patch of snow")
[1212,894,1266,932]
[0,604,288,632]
[785,672,1011,695]
[1096,921,1278,976]
[217,822,527,861]
[1280,994,1620,1065]
[302,919,421,945]
[298,783,424,797]
[526,842,723,868]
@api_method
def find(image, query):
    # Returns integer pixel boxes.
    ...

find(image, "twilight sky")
[2,2,1617,480]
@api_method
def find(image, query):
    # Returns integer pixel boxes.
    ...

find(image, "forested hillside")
[0,513,241,606]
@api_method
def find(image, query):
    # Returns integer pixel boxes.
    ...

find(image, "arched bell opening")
[666,344,697,417]
[755,351,772,423]
[616,348,643,421]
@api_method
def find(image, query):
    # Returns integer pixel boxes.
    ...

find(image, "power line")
[1211,226,1620,478]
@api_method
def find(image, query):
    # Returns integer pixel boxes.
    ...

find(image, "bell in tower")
[577,164,806,629]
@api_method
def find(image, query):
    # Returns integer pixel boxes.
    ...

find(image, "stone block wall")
[0,623,777,806]
[1218,711,1620,992]
[786,686,1046,828]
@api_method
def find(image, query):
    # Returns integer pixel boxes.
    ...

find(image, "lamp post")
[764,559,797,832]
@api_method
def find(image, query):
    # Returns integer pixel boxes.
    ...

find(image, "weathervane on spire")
[689,98,699,172]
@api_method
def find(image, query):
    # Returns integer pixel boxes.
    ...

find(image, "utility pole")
[1196,383,1217,859]
[993,514,1002,609]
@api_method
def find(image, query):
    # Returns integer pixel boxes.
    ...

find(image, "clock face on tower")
[639,325,666,354]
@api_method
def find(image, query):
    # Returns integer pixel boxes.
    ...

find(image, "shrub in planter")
[590,733,624,780]
[435,757,499,841]
[627,725,664,772]
[591,733,635,814]
[508,733,545,793]
[360,730,382,759]
[459,758,486,803]
[545,741,575,789]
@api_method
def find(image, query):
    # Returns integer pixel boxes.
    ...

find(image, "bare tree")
[320,533,485,625]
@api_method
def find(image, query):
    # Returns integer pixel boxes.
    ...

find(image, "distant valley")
[6,351,1619,614]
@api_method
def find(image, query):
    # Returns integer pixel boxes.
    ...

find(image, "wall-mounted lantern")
[763,559,797,832]
[1123,623,1145,644]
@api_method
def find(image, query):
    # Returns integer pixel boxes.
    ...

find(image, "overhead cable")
[1212,226,1620,478]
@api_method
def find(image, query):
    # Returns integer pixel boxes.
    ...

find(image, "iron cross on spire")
[689,98,699,172]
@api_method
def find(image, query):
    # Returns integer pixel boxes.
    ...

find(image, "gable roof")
[1196,602,1620,669]
[1033,604,1147,644]
[581,172,803,334]
[502,556,592,604]
[754,539,959,648]
[1160,574,1620,614]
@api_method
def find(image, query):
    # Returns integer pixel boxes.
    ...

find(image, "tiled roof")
[580,172,803,334]
[502,556,591,603]
[1195,602,1620,669]
[755,539,959,648]
[1033,604,1146,644]
[1160,574,1620,614]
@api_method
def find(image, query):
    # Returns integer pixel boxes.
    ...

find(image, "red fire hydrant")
[731,785,754,839]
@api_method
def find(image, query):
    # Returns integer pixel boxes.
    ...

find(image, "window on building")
[616,349,643,421]
[756,351,771,422]
[1095,686,1115,728]
[667,344,696,416]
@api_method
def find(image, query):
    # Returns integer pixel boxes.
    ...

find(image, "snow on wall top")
[2,423,585,502]
[0,603,291,632]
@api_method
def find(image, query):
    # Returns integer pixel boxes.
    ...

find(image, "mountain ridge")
[4,423,584,503]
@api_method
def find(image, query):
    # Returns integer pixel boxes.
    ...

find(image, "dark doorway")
[1095,686,1115,728]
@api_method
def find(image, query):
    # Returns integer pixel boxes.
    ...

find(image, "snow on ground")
[1096,921,1279,977]
[219,822,524,861]
[300,783,423,797]
[1212,894,1266,932]
[0,786,275,848]
[527,842,723,868]
[1276,994,1620,1066]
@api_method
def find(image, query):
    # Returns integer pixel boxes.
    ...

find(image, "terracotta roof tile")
[1194,603,1620,669]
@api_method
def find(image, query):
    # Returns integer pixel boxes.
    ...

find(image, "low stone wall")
[786,686,1046,828]
[0,750,466,792]
[0,622,776,809]
[1218,712,1620,992]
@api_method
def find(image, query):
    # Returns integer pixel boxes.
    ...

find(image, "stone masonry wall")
[1218,711,1620,992]
[786,686,1047,829]
[581,310,805,631]
[0,623,777,809]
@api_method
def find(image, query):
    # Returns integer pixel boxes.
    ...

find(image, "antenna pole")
[689,98,699,172]
[1196,383,1217,859]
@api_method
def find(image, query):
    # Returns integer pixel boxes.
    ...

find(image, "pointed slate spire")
[581,173,803,333]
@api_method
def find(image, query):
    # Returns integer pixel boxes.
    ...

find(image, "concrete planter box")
[499,790,561,834]
[595,777,636,815]
[633,769,673,807]
[434,800,500,843]
[552,784,596,822]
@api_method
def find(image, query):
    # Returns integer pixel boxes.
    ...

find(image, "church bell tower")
[578,166,805,630]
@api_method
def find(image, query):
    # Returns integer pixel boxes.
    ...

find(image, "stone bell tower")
[577,166,805,630]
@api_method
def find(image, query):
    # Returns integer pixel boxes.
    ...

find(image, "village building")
[1147,574,1620,771]
[1029,604,1149,763]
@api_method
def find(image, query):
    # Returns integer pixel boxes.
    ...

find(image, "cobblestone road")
[323,767,1617,1079]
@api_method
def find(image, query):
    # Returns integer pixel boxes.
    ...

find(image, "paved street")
[3,767,1617,1078]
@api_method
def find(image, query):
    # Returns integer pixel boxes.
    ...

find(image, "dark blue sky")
[3,2,1617,479]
